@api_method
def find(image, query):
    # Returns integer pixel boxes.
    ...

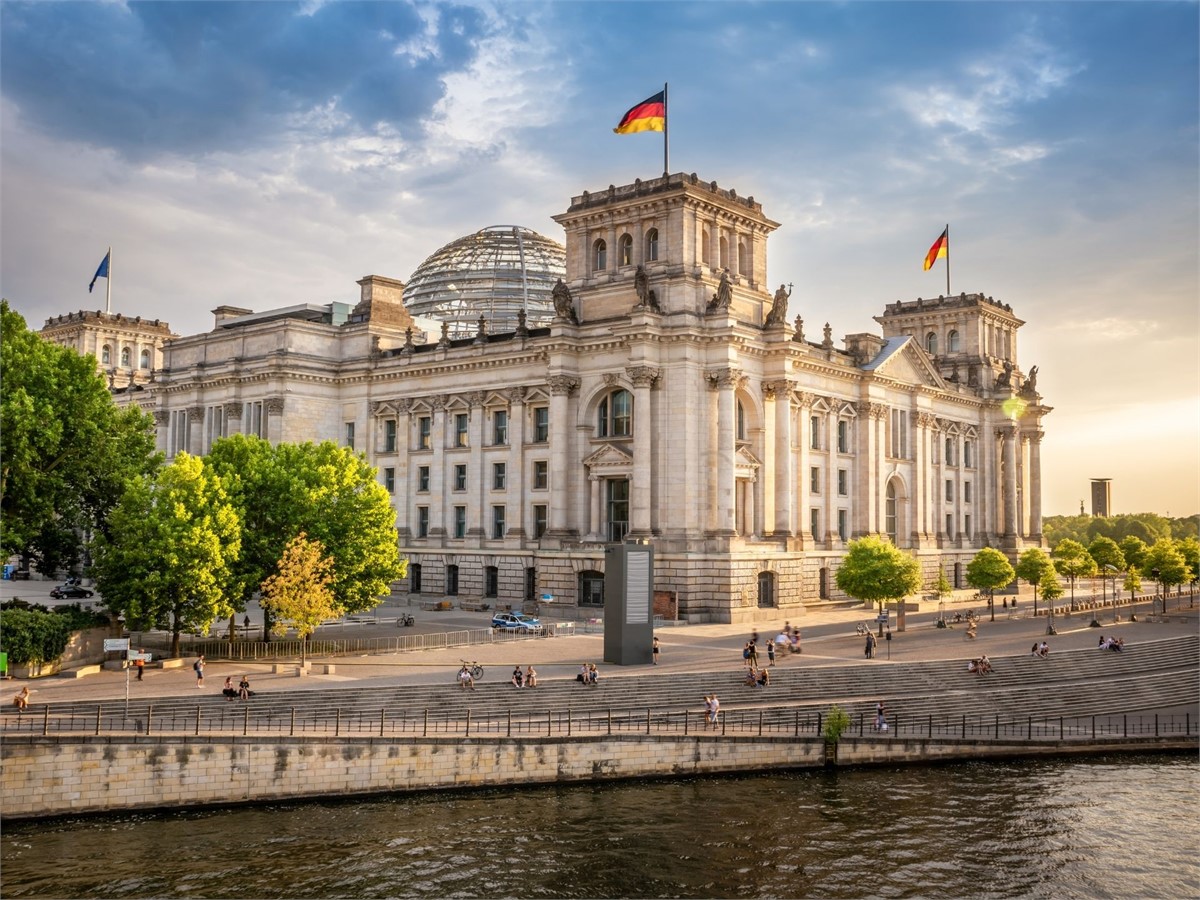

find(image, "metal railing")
[3,704,1194,743]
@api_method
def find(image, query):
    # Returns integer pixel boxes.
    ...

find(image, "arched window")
[757,571,776,608]
[101,345,111,365]
[736,400,746,441]
[701,229,711,265]
[719,236,729,268]
[947,330,960,352]
[738,239,750,276]
[618,234,633,267]
[593,239,607,271]
[885,482,898,543]
[925,332,938,355]
[139,348,151,369]
[120,347,131,367]
[645,228,659,262]
[597,389,633,437]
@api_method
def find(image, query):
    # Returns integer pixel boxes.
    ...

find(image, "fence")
[3,704,1193,743]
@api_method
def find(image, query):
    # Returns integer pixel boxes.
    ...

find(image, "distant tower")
[1090,478,1112,517]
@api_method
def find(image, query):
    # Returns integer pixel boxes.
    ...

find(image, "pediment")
[735,444,762,474]
[867,337,947,389]
[583,442,633,471]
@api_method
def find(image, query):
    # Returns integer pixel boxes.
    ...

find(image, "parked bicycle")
[855,622,871,635]
[458,660,484,681]
[397,613,415,627]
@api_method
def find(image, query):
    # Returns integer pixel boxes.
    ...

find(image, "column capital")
[395,398,413,415]
[794,390,816,409]
[1022,429,1044,443]
[506,386,527,404]
[626,365,661,388]
[466,391,488,407]
[705,367,743,390]
[429,394,449,410]
[153,409,170,427]
[187,405,205,423]
[547,375,580,396]
[265,396,285,416]
[223,401,243,420]
[762,379,794,399]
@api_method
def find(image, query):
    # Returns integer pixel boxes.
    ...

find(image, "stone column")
[1028,428,1043,539]
[825,407,838,544]
[152,409,169,456]
[506,388,525,539]
[187,406,205,456]
[265,396,284,444]
[394,400,412,538]
[764,380,793,537]
[467,392,486,538]
[588,474,602,540]
[627,366,660,537]
[546,376,579,536]
[911,412,927,541]
[745,474,757,537]
[937,423,949,543]
[223,401,243,437]
[429,395,448,539]
[1002,425,1018,538]
[796,393,813,542]
[706,368,740,535]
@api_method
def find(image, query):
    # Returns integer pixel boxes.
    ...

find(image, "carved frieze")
[265,397,285,415]
[223,401,243,419]
[547,376,580,396]
[187,406,205,423]
[626,365,660,388]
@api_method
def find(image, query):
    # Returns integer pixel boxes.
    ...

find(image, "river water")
[2,754,1196,899]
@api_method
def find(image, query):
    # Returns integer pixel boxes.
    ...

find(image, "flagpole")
[944,225,950,297]
[106,246,112,314]
[662,82,669,178]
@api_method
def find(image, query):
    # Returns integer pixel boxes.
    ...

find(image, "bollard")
[244,706,249,736]
[335,709,341,737]
[146,705,153,736]
[196,706,202,736]
[465,709,470,737]
[96,705,102,737]
[381,710,386,737]
[290,708,296,737]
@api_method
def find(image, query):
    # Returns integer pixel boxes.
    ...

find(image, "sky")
[1,1,1197,518]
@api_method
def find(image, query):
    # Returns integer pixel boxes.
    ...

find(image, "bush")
[823,705,852,743]
[0,606,100,666]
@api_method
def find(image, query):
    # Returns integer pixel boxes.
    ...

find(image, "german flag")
[614,90,666,134]
[923,227,948,271]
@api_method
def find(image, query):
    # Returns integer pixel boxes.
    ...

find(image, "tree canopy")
[1052,538,1097,607]
[1015,547,1055,613]
[259,533,338,665]
[1043,512,1195,549]
[92,453,241,656]
[835,536,922,607]
[0,301,159,570]
[965,548,1016,620]
[1087,536,1126,574]
[1144,539,1191,595]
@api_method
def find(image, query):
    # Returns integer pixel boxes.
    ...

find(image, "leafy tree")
[1039,567,1064,634]
[1052,539,1096,610]
[1118,535,1149,573]
[1087,536,1126,602]
[1169,517,1199,540]
[1043,514,1091,547]
[1123,567,1142,603]
[930,568,953,600]
[1176,536,1200,582]
[1015,547,1055,615]
[1121,518,1162,546]
[1143,539,1190,613]
[965,548,1016,622]
[92,453,241,657]
[0,608,72,666]
[835,536,921,633]
[0,301,160,568]
[205,435,405,639]
[822,705,852,745]
[260,533,338,666]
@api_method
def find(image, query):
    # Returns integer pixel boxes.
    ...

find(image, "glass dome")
[405,225,566,338]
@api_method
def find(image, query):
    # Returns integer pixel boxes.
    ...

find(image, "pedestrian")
[875,700,886,731]
[652,635,660,665]
[193,655,205,687]
[742,642,752,667]
[747,641,759,669]
[511,665,524,688]
[865,632,877,660]
[709,694,720,726]
[134,653,145,681]
[751,628,760,647]
[767,640,776,666]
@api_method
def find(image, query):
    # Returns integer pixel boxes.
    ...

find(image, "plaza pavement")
[4,576,1197,706]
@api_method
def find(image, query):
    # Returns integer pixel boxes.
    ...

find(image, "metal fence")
[3,704,1194,744]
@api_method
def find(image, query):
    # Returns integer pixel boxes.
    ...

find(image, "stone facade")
[39,310,176,389]
[80,172,1049,622]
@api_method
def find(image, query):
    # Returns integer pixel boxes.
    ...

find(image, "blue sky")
[2,1,1196,516]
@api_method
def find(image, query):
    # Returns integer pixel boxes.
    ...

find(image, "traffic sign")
[876,612,890,623]
[126,650,152,662]
[104,638,130,652]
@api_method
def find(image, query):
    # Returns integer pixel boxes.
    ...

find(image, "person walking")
[652,636,660,666]
[875,700,886,731]
[865,632,877,660]
[709,694,720,727]
[747,640,759,669]
[134,653,145,681]
[193,655,205,687]
[766,640,776,667]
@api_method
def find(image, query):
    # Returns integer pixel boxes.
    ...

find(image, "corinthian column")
[765,380,794,536]
[546,375,579,535]
[707,367,740,535]
[626,366,660,537]
[1027,429,1043,539]
[1002,425,1018,538]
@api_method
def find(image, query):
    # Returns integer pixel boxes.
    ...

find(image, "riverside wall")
[3,733,1194,820]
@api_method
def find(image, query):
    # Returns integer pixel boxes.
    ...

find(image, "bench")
[457,599,491,612]
[418,599,452,611]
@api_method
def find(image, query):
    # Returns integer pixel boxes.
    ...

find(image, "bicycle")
[458,660,484,681]
[397,613,415,627]
[855,622,871,635]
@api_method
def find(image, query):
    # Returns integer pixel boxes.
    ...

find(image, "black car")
[50,584,94,599]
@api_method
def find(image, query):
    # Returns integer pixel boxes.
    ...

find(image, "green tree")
[0,301,160,568]
[1087,536,1126,602]
[930,568,953,600]
[1143,539,1190,613]
[1040,566,1065,634]
[260,533,338,666]
[965,548,1016,622]
[1176,536,1200,583]
[835,536,922,634]
[1118,535,1149,573]
[206,436,406,639]
[1123,567,1142,603]
[0,608,71,666]
[1015,547,1055,615]
[92,453,241,657]
[1043,514,1090,548]
[1052,539,1096,610]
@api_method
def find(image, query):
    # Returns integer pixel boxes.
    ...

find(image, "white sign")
[126,650,152,662]
[104,638,130,652]
[876,612,890,623]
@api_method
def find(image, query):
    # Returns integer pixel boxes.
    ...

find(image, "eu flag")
[89,251,110,293]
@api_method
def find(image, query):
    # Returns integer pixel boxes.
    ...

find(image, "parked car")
[50,584,94,599]
[490,612,544,634]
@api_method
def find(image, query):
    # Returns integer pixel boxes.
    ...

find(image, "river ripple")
[2,754,1197,899]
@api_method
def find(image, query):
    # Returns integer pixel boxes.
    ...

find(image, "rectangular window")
[607,478,630,542]
[945,437,956,466]
[533,504,548,538]
[890,409,908,459]
[455,413,469,447]
[417,416,431,450]
[344,421,356,450]
[410,564,422,594]
[837,469,848,496]
[810,508,820,537]
[964,514,972,537]
[417,466,430,493]
[533,407,549,443]
[491,505,506,540]
[493,462,506,490]
[454,464,467,491]
[484,566,499,598]
[416,506,429,538]
[945,479,954,503]
[837,509,848,542]
[384,419,397,453]
[383,467,395,493]
[810,466,820,493]
[533,460,549,490]
[931,435,940,465]
[837,419,849,453]
[964,440,974,468]
[493,410,508,445]
[453,506,466,539]
[242,401,265,440]
[946,513,954,536]
[204,405,225,453]
[446,565,459,596]
[810,416,821,450]
[964,481,972,503]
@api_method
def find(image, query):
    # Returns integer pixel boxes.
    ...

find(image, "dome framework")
[404,225,566,338]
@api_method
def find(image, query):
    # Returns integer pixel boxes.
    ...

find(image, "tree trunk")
[170,610,181,658]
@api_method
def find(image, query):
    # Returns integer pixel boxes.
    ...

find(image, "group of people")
[221,676,254,700]
[774,623,802,655]
[510,665,538,688]
[1098,635,1125,652]
[577,663,600,685]
[1031,641,1051,658]
[966,655,993,675]
[702,694,721,727]
[743,667,771,688]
